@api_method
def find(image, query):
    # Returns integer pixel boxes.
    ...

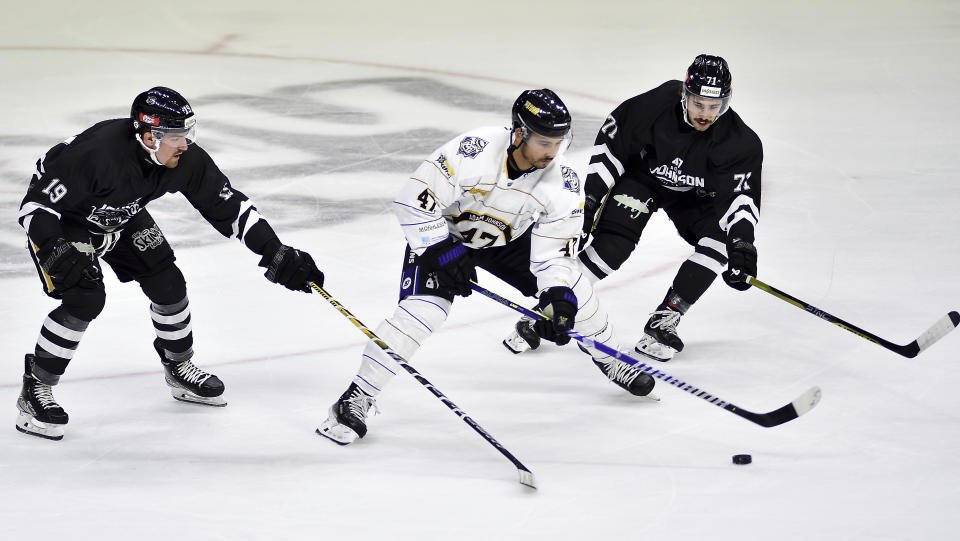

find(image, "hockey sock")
[33,307,90,379]
[151,296,193,362]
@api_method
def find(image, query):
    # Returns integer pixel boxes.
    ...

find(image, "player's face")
[144,131,190,168]
[686,95,724,131]
[514,131,564,169]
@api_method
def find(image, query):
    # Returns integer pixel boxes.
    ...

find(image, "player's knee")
[583,229,637,271]
[60,284,106,321]
[138,263,187,305]
[394,296,451,341]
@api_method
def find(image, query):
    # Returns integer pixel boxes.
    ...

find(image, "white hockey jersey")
[394,126,585,292]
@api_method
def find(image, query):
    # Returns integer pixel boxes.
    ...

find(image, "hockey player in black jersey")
[15,87,325,440]
[505,54,762,361]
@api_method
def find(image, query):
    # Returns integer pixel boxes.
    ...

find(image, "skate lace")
[346,390,378,420]
[33,382,59,409]
[175,361,211,385]
[648,309,681,332]
[600,359,640,386]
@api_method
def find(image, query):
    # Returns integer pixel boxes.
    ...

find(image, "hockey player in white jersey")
[317,89,656,445]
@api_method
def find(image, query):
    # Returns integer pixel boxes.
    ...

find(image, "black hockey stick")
[471,281,821,428]
[308,282,537,489]
[747,276,960,358]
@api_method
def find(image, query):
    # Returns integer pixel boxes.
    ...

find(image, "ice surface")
[2,1,958,540]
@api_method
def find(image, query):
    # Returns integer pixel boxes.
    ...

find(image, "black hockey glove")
[534,286,578,346]
[38,238,102,291]
[260,241,324,293]
[722,238,757,291]
[419,236,476,297]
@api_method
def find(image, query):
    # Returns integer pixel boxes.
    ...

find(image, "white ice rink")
[2,1,959,540]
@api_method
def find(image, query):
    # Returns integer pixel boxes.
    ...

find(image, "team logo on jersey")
[561,166,580,193]
[650,158,705,191]
[86,200,142,230]
[467,187,490,197]
[132,224,165,251]
[435,154,455,178]
[218,183,234,200]
[457,136,488,159]
[613,194,654,220]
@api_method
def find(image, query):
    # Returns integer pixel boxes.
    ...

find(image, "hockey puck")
[732,454,752,465]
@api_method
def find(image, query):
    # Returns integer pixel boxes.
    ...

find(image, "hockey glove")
[419,236,476,297]
[260,241,324,293]
[722,238,757,291]
[534,286,578,345]
[38,238,102,291]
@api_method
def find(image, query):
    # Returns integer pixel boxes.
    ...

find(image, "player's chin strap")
[135,133,165,166]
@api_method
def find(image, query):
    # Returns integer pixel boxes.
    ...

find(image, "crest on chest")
[86,199,142,230]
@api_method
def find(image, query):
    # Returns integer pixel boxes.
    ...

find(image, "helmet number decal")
[600,114,618,140]
[41,177,68,203]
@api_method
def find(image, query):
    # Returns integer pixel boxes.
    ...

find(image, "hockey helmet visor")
[136,112,198,147]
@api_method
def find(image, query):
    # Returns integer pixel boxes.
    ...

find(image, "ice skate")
[635,309,684,361]
[317,383,378,445]
[155,340,226,406]
[502,316,540,354]
[592,356,659,399]
[15,355,69,440]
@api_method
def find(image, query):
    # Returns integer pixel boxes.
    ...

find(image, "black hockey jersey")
[585,80,763,242]
[18,119,276,253]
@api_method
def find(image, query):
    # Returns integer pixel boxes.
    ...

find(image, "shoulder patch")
[561,166,580,193]
[435,153,455,178]
[457,136,488,159]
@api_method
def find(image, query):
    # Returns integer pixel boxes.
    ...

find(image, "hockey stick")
[470,281,821,428]
[747,276,960,359]
[307,282,537,490]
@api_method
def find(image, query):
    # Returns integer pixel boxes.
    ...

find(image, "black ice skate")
[592,356,658,399]
[635,309,684,361]
[16,355,69,440]
[155,340,226,407]
[502,316,540,354]
[316,382,378,445]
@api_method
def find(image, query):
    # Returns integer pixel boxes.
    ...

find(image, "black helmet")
[684,54,732,99]
[131,86,197,140]
[511,89,571,138]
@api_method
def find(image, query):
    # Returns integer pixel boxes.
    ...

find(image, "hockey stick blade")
[307,282,537,490]
[748,277,959,358]
[726,386,822,427]
[470,281,821,428]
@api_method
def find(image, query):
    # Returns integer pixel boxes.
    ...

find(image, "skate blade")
[634,337,676,362]
[502,337,531,355]
[15,412,65,440]
[316,409,360,445]
[169,388,227,407]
